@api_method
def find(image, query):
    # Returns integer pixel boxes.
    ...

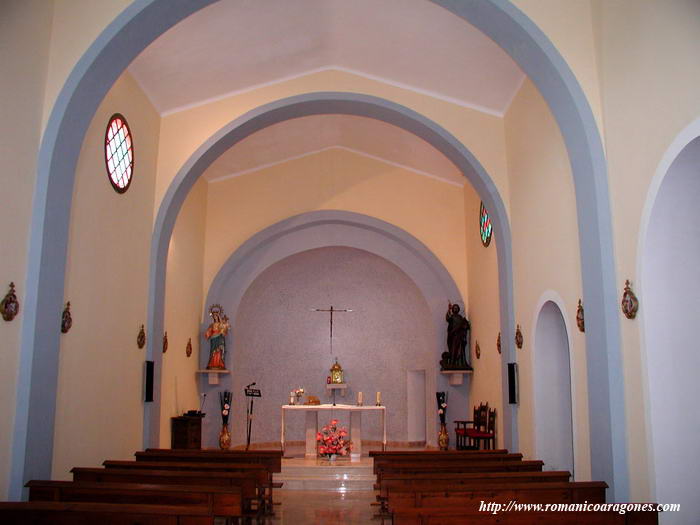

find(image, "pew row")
[25,480,243,522]
[0,501,214,525]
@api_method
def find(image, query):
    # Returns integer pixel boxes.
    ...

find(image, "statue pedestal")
[440,370,472,386]
[196,369,230,385]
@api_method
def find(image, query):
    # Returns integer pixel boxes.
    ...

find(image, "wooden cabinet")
[170,415,202,449]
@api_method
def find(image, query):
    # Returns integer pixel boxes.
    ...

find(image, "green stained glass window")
[480,202,492,247]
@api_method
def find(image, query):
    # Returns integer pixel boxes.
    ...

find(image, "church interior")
[1,1,699,523]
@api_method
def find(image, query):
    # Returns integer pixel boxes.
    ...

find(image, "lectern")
[171,414,203,449]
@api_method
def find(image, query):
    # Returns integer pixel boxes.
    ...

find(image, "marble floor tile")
[265,489,378,524]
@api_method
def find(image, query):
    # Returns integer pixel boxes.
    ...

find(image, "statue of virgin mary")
[205,304,230,370]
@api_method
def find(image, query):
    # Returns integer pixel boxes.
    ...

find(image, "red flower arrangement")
[316,419,353,458]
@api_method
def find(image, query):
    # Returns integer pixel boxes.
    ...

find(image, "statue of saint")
[205,305,231,370]
[444,302,471,370]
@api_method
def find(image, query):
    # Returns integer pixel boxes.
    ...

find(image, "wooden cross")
[312,305,353,354]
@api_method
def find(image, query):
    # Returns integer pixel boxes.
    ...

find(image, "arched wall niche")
[639,119,700,523]
[199,211,463,447]
[532,297,575,476]
[13,0,626,500]
[530,291,582,478]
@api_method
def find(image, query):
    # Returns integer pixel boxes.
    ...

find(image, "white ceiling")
[128,0,524,116]
[203,115,465,185]
[128,0,525,187]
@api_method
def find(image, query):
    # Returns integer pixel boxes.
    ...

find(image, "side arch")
[147,92,516,453]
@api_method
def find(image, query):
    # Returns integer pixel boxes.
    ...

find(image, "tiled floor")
[266,490,379,524]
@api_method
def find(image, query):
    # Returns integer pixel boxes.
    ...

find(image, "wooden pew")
[376,470,571,500]
[371,450,523,473]
[134,450,283,512]
[71,467,262,518]
[384,481,608,508]
[0,500,213,525]
[136,449,282,474]
[375,460,544,485]
[26,480,243,521]
[103,460,270,513]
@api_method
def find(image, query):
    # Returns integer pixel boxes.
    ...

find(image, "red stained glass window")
[104,114,133,193]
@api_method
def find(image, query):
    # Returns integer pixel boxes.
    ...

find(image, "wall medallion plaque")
[162,331,168,353]
[61,301,72,334]
[497,332,501,354]
[137,325,146,349]
[515,325,524,349]
[186,338,193,357]
[1,282,19,322]
[621,280,639,319]
[576,299,585,332]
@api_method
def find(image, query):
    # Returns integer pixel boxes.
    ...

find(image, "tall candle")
[357,391,363,405]
[376,391,381,405]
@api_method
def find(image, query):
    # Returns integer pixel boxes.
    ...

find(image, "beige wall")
[156,69,510,225]
[504,79,590,479]
[53,71,159,479]
[160,178,208,446]
[463,184,503,447]
[42,0,131,129]
[513,0,605,142]
[203,147,470,302]
[590,0,700,500]
[0,0,54,499]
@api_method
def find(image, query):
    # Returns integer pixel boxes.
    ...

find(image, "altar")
[281,404,386,461]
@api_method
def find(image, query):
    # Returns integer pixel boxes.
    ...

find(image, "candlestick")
[357,391,363,406]
[376,391,381,406]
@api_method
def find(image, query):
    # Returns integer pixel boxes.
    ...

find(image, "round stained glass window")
[479,201,493,247]
[104,114,133,193]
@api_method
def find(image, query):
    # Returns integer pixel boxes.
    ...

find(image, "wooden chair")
[454,403,488,450]
[472,408,496,450]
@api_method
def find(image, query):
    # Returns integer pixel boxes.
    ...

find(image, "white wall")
[534,301,574,475]
[642,136,700,524]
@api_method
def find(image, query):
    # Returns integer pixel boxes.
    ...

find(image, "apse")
[200,246,434,449]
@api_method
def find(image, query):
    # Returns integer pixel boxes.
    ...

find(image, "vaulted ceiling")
[128,0,524,185]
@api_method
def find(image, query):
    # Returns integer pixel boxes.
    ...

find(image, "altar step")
[273,458,375,491]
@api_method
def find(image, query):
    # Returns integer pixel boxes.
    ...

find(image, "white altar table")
[280,404,386,461]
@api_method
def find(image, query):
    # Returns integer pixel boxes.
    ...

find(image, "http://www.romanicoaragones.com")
[479,500,680,515]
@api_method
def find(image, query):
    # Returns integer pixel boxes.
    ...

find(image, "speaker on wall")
[144,360,154,402]
[508,362,519,405]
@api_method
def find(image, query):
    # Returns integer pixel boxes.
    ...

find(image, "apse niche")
[201,246,434,449]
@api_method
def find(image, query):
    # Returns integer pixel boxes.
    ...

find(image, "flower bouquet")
[316,419,352,459]
[291,387,304,405]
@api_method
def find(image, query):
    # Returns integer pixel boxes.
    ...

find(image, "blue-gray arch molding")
[201,210,466,446]
[11,0,627,501]
[149,91,516,451]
